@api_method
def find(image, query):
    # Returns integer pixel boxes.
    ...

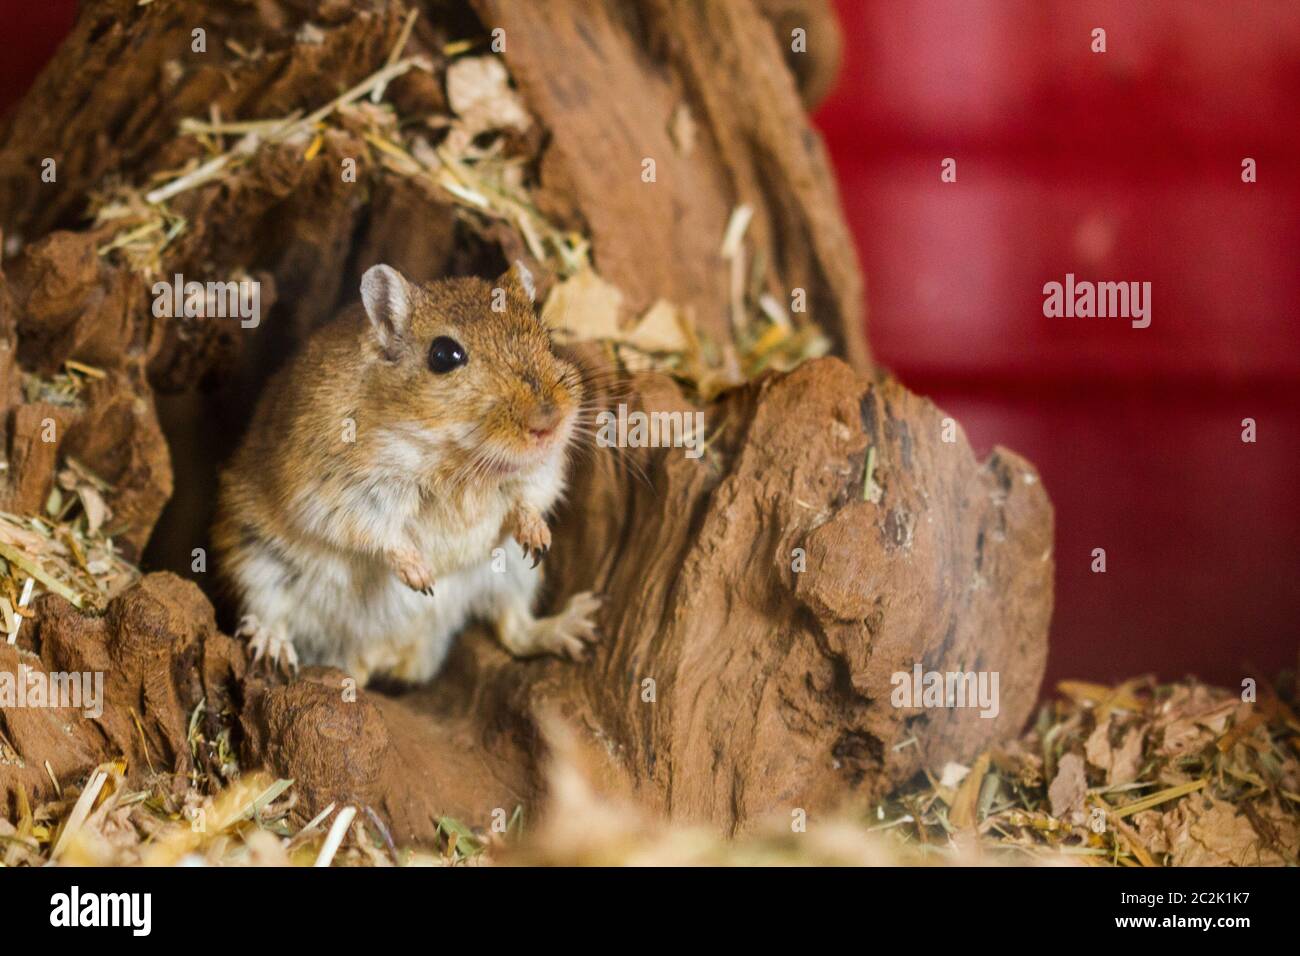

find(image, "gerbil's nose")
[527,402,563,438]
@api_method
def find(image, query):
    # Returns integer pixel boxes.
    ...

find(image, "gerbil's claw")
[510,506,552,567]
[391,548,436,594]
[238,614,299,677]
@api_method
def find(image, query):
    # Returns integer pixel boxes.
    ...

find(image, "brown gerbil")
[212,262,599,684]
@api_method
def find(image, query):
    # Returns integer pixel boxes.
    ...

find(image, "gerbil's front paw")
[236,614,300,675]
[391,548,436,595]
[508,505,551,568]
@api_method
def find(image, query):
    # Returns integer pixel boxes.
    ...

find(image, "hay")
[9,675,1292,867]
[86,31,827,406]
[876,677,1299,866]
[0,401,140,619]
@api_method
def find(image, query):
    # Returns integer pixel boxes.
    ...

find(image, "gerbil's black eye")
[428,336,468,374]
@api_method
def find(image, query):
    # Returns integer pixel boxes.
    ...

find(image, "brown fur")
[211,267,591,680]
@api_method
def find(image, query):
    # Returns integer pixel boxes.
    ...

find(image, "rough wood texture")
[473,0,867,368]
[0,233,172,557]
[0,574,245,812]
[1,358,1052,842]
[0,0,865,384]
[356,357,1052,840]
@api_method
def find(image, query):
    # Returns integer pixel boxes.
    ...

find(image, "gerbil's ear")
[360,264,412,357]
[497,260,537,306]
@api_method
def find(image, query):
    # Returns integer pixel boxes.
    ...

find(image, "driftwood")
[0,0,1052,844]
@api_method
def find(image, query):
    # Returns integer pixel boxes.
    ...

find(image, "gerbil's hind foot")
[497,591,601,661]
[236,614,300,675]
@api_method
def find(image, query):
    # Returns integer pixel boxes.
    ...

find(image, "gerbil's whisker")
[566,425,655,491]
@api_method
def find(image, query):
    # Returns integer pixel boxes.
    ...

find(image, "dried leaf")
[626,299,689,354]
[78,486,110,536]
[1109,725,1145,786]
[1085,713,1114,775]
[444,55,529,153]
[542,268,624,341]
[1171,797,1284,866]
[1048,752,1088,821]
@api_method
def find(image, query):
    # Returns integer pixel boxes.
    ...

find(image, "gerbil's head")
[359,262,581,483]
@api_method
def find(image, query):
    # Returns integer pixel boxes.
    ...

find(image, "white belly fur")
[235,462,558,684]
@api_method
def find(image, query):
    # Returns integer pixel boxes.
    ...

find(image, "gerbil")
[212,262,599,684]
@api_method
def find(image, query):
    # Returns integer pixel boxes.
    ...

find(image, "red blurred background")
[2,1,1297,688]
[816,0,1299,687]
